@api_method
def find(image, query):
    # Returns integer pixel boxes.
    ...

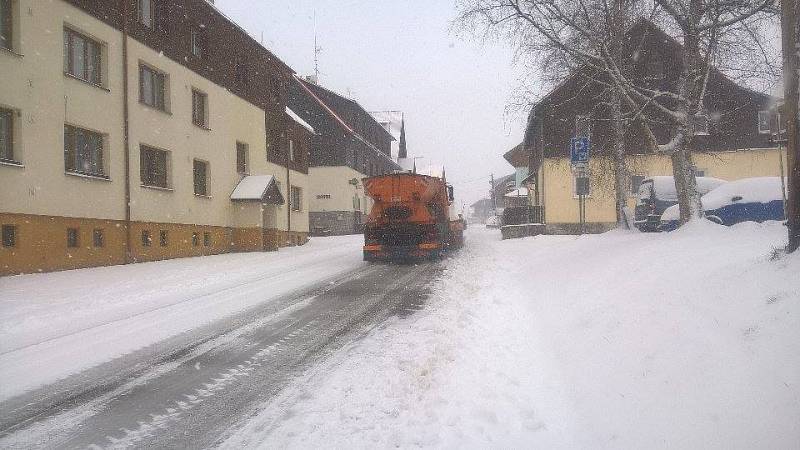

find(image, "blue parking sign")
[570,137,590,164]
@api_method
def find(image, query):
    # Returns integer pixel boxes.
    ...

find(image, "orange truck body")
[362,173,464,261]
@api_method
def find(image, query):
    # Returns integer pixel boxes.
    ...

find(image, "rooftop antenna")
[313,10,322,83]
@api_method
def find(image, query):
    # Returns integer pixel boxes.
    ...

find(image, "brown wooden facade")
[522,20,774,175]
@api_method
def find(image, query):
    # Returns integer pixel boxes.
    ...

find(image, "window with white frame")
[140,64,167,111]
[193,159,209,196]
[290,186,302,211]
[140,145,169,188]
[191,29,205,58]
[64,124,106,177]
[0,0,13,51]
[0,107,15,163]
[138,0,155,28]
[192,89,208,128]
[236,141,249,174]
[64,28,103,86]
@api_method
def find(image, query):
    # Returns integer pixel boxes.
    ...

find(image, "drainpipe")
[121,0,132,263]
[286,139,292,244]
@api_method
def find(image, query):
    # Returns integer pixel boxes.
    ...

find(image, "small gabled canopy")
[230,175,284,204]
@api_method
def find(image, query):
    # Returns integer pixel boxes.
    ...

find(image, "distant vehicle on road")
[660,177,786,231]
[362,172,464,261]
[634,176,727,232]
[485,215,502,228]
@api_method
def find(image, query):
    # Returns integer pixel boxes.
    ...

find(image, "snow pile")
[0,235,365,401]
[223,222,800,449]
[662,176,785,221]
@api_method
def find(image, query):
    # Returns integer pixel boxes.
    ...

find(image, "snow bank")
[223,223,800,448]
[0,235,365,401]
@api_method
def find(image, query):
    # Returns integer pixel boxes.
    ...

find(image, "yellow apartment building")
[0,0,310,275]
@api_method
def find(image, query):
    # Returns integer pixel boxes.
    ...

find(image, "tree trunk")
[611,94,629,228]
[781,0,800,252]
[671,144,702,222]
[609,0,629,229]
[672,5,704,224]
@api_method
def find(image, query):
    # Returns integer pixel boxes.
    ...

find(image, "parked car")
[485,215,502,228]
[660,177,786,231]
[634,176,727,232]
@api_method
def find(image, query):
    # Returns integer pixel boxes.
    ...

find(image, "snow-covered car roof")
[661,177,785,222]
[644,176,727,201]
[700,177,786,210]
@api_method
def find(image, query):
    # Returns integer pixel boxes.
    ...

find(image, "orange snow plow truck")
[362,172,464,261]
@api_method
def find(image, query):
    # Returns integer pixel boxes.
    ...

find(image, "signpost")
[570,137,590,234]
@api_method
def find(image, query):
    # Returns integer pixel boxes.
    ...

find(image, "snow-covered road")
[0,243,442,448]
[2,223,798,449]
[0,235,366,402]
[223,222,800,449]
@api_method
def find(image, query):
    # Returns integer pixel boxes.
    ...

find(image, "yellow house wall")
[542,148,787,225]
[127,39,268,228]
[308,166,372,215]
[272,166,311,233]
[0,1,310,275]
[0,0,126,220]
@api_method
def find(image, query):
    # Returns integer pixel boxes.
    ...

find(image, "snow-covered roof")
[293,75,398,168]
[230,175,284,203]
[285,107,315,134]
[418,165,445,179]
[397,158,416,172]
[505,187,529,197]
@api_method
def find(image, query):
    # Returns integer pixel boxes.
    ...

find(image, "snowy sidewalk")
[0,235,365,401]
[222,222,800,449]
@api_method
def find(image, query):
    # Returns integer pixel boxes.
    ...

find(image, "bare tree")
[456,0,778,224]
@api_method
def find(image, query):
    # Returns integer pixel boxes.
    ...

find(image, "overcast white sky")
[215,0,527,206]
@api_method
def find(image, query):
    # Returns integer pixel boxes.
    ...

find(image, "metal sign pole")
[570,137,591,235]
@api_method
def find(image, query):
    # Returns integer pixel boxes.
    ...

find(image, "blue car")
[660,177,786,231]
